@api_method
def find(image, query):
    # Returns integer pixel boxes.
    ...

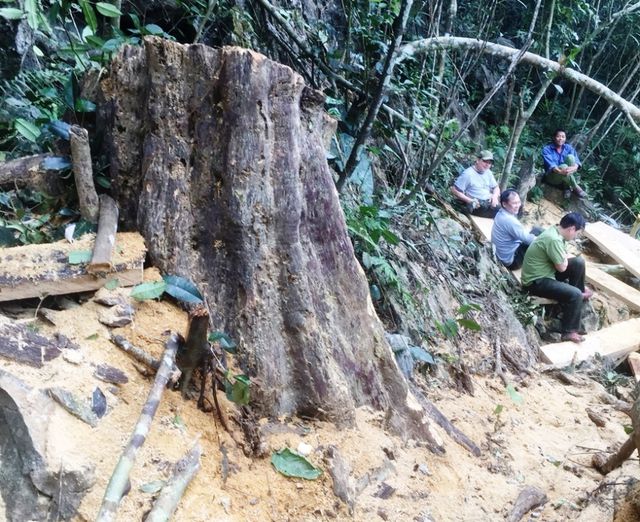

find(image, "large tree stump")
[99,37,437,443]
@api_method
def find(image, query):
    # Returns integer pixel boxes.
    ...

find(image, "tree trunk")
[98,37,438,443]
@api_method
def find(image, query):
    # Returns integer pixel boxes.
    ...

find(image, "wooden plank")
[539,318,640,366]
[0,232,145,302]
[627,352,640,383]
[469,215,493,243]
[585,262,640,312]
[585,221,640,279]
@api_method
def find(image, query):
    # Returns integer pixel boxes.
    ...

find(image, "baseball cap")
[478,150,494,161]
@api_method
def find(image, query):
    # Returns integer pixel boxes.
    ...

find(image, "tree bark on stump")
[98,37,438,444]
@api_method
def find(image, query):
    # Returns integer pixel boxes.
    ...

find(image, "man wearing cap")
[451,150,500,218]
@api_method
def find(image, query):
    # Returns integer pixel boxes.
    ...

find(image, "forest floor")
[1,197,639,522]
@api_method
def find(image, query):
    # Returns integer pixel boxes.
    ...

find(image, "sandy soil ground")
[1,281,638,522]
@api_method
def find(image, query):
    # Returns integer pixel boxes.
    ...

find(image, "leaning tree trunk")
[99,37,438,444]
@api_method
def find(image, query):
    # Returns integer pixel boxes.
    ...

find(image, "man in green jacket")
[521,212,594,343]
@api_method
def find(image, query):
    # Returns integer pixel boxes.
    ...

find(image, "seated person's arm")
[554,256,569,273]
[451,185,473,204]
[490,185,500,207]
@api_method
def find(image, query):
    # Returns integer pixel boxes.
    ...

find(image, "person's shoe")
[573,187,587,199]
[563,189,572,199]
[582,288,595,301]
[561,332,585,343]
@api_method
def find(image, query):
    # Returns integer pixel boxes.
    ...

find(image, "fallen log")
[69,125,99,223]
[506,485,547,522]
[110,333,162,370]
[0,232,145,302]
[0,153,68,195]
[592,382,640,474]
[144,442,202,522]
[410,383,481,457]
[96,333,180,522]
[88,195,119,275]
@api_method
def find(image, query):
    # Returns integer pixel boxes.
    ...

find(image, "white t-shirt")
[454,166,498,201]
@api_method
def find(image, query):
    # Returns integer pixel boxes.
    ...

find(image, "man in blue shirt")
[491,189,541,270]
[451,150,500,217]
[541,129,587,199]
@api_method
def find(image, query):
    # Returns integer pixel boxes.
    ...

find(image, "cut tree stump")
[539,318,640,366]
[0,232,145,302]
[98,37,440,445]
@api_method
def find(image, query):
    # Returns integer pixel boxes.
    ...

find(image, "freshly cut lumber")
[628,352,640,383]
[585,262,640,312]
[469,216,555,305]
[469,215,494,242]
[585,221,640,279]
[0,232,145,302]
[539,318,640,366]
[88,195,119,275]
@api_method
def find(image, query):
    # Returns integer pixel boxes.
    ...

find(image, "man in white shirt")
[451,150,500,217]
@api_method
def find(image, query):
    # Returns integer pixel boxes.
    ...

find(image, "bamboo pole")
[96,333,180,522]
[88,195,119,274]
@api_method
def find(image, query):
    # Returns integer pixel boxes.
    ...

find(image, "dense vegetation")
[2,0,640,319]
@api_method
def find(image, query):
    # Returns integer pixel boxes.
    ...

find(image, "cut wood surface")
[539,318,640,366]
[0,232,145,302]
[585,263,640,312]
[628,352,640,382]
[88,195,119,275]
[585,221,640,279]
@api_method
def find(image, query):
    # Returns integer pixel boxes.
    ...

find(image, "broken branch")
[69,125,99,223]
[96,333,180,522]
[144,442,202,522]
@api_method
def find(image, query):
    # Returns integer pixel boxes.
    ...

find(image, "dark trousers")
[524,256,585,333]
[455,200,499,218]
[505,228,542,270]
[506,243,528,270]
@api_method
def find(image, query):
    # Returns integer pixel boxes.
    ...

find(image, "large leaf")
[96,2,123,17]
[271,448,322,480]
[68,250,92,264]
[130,281,167,301]
[162,275,203,304]
[225,374,250,405]
[41,155,71,170]
[15,118,41,142]
[0,8,23,20]
[78,0,97,33]
[410,346,435,365]
[208,331,237,354]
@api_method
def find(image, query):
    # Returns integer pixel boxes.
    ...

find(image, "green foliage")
[0,188,64,246]
[435,303,482,339]
[208,331,237,354]
[271,448,322,480]
[68,250,92,264]
[162,275,203,304]
[130,280,167,301]
[224,373,250,405]
[130,275,203,304]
